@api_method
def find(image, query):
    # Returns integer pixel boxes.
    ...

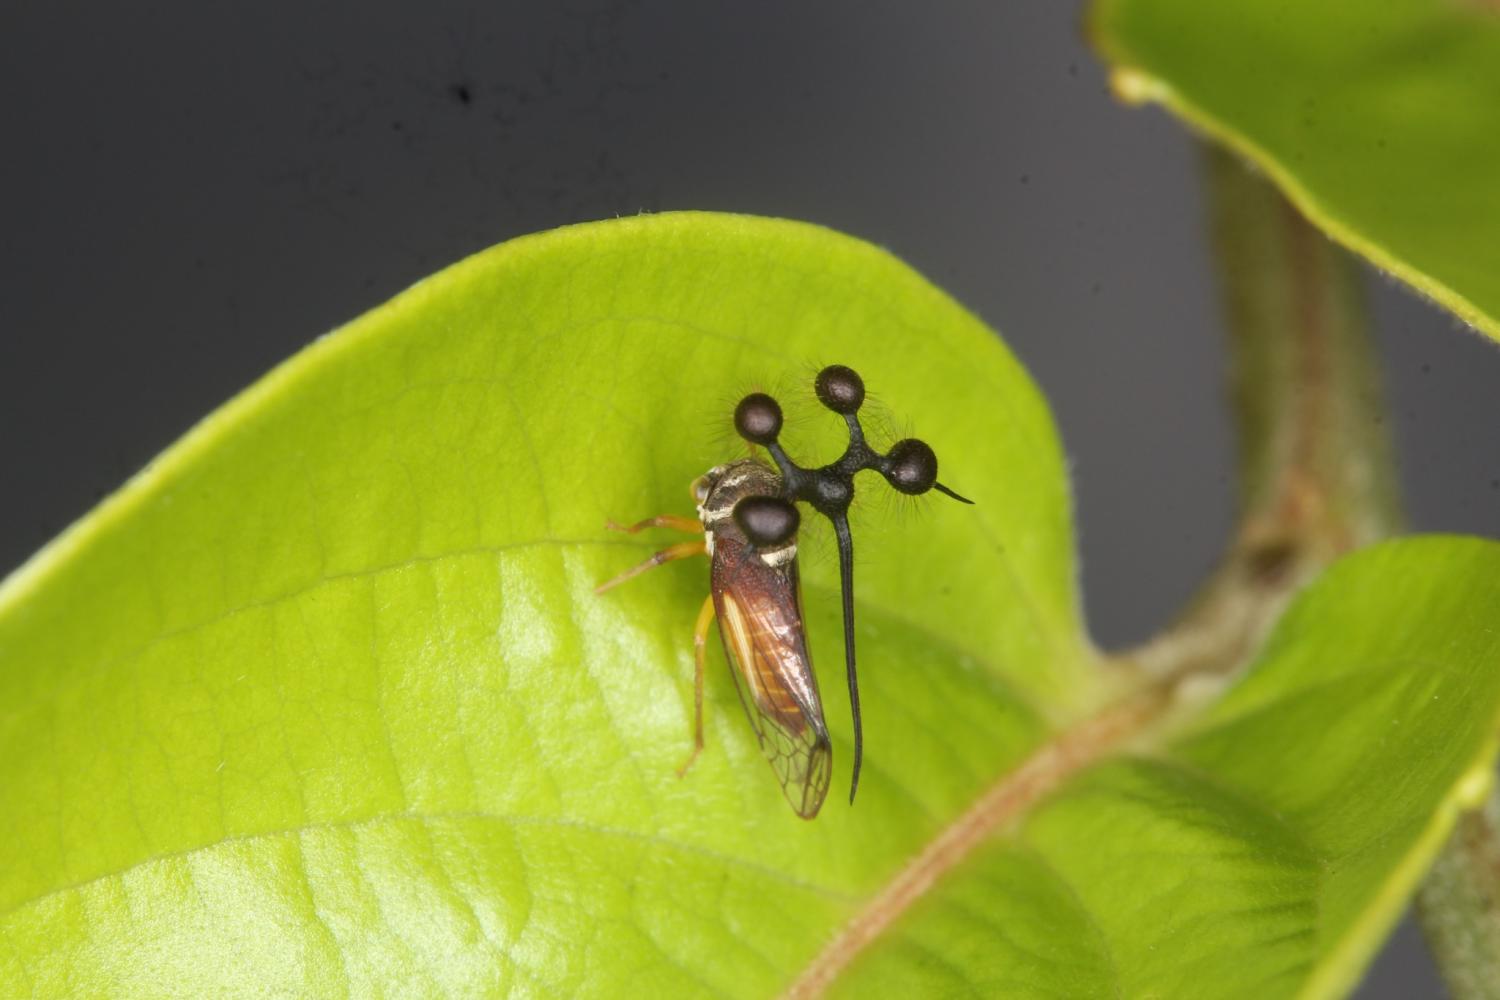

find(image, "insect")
[597,365,972,818]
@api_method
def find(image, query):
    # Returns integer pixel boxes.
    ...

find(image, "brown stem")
[1125,145,1399,690]
[1419,793,1500,999]
[1149,145,1500,1000]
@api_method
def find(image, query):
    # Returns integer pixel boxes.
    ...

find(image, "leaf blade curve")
[0,213,1079,995]
[1092,0,1500,340]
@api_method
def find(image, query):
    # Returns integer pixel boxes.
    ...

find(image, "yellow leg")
[594,540,707,595]
[678,593,716,777]
[606,514,703,535]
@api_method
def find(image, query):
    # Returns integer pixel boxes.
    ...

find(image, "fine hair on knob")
[814,364,865,414]
[881,438,939,496]
[733,393,783,446]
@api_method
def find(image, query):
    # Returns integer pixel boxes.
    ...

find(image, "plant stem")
[1147,144,1500,1000]
[1128,144,1399,686]
[1419,792,1500,999]
[1208,149,1401,554]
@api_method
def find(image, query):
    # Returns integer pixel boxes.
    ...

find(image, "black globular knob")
[733,495,801,548]
[883,438,939,495]
[734,392,783,445]
[815,365,865,414]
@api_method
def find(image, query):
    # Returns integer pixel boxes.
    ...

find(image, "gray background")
[4,2,1497,995]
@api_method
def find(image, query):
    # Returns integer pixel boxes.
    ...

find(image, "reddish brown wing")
[712,537,832,819]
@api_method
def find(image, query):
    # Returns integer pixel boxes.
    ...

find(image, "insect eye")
[734,392,783,445]
[882,438,939,495]
[733,495,800,548]
[814,364,865,414]
[690,475,711,505]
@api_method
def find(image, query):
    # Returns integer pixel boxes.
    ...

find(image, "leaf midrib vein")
[781,684,1173,999]
[0,808,856,928]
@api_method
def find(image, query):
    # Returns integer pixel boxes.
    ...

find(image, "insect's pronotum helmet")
[729,364,972,804]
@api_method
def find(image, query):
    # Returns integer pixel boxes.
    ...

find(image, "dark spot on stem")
[1243,540,1298,586]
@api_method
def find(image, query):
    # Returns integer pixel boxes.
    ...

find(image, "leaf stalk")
[1137,143,1498,999]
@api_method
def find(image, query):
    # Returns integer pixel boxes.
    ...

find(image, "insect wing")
[713,544,832,818]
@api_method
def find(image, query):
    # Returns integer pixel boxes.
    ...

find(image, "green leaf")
[0,214,1082,995]
[1090,0,1500,341]
[833,538,1500,999]
[1,213,1498,997]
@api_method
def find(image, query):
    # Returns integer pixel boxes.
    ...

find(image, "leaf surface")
[1092,0,1500,340]
[1,214,1497,997]
[828,538,1500,999]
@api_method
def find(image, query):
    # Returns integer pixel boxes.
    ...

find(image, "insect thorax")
[693,459,796,564]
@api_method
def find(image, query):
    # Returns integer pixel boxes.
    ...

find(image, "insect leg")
[606,514,704,535]
[677,593,716,777]
[594,540,707,594]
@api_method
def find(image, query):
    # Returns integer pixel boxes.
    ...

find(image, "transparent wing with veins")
[712,540,832,819]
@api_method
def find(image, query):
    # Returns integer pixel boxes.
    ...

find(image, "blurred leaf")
[1092,0,1500,340]
[1,214,1497,997]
